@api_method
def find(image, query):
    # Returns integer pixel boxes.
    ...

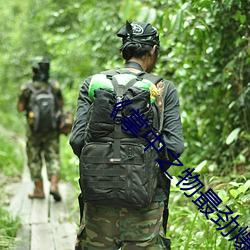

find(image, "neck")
[125,56,153,73]
[124,60,144,72]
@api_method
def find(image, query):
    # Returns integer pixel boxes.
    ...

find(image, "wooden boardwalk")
[8,164,78,250]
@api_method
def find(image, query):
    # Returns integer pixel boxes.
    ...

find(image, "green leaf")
[196,25,206,30]
[240,15,246,24]
[226,128,241,145]
[244,180,250,190]
[235,10,246,24]
[237,185,247,194]
[218,189,229,203]
[246,57,250,65]
[172,9,183,34]
[208,163,217,172]
[194,160,207,173]
[229,189,239,198]
[229,181,241,187]
[240,193,250,204]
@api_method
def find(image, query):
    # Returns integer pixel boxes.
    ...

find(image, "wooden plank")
[61,182,79,223]
[18,186,33,225]
[30,167,50,224]
[8,155,78,250]
[52,222,76,250]
[9,181,33,220]
[50,182,76,223]
[11,224,31,250]
[30,175,50,224]
[50,196,67,223]
[30,196,49,224]
[8,182,24,218]
[31,223,54,250]
[21,163,31,182]
[50,183,78,249]
[16,181,33,225]
[61,182,77,210]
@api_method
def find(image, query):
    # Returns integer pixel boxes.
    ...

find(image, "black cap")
[29,56,50,69]
[117,21,160,51]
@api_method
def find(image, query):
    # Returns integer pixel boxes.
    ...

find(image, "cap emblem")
[131,23,143,35]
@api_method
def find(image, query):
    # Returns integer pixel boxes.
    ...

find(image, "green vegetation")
[0,134,23,249]
[0,0,249,249]
[167,171,250,249]
[0,134,24,177]
[0,207,20,250]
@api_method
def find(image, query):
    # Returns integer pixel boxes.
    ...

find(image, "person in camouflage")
[70,21,184,249]
[17,57,64,201]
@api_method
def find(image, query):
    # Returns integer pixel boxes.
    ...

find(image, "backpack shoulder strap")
[100,70,118,78]
[27,82,53,93]
[101,70,163,84]
[26,83,39,94]
[101,70,138,96]
[137,72,163,85]
[47,81,61,110]
[100,70,122,95]
[47,80,57,93]
[110,77,138,97]
[27,83,46,95]
[136,72,165,131]
[110,77,123,96]
[101,70,164,99]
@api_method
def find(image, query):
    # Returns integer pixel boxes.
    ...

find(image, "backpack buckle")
[116,96,123,103]
[115,113,122,124]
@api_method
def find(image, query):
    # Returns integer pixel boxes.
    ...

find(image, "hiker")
[70,21,184,249]
[17,57,64,202]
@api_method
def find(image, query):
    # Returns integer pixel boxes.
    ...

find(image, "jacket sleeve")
[159,80,184,166]
[69,77,92,157]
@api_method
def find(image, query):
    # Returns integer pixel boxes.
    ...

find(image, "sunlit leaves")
[226,128,241,145]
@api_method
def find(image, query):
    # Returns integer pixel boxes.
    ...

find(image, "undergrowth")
[167,164,250,249]
[0,133,23,249]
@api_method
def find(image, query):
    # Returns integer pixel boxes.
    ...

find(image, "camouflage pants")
[26,130,60,181]
[75,201,170,250]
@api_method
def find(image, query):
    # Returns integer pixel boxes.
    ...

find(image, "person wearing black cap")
[70,21,184,249]
[117,21,160,72]
[17,57,64,201]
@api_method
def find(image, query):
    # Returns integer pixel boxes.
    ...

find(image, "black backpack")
[27,82,59,133]
[80,71,164,209]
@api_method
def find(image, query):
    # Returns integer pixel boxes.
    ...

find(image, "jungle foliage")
[0,0,249,249]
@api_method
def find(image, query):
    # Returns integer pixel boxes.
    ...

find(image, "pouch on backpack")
[58,111,74,135]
